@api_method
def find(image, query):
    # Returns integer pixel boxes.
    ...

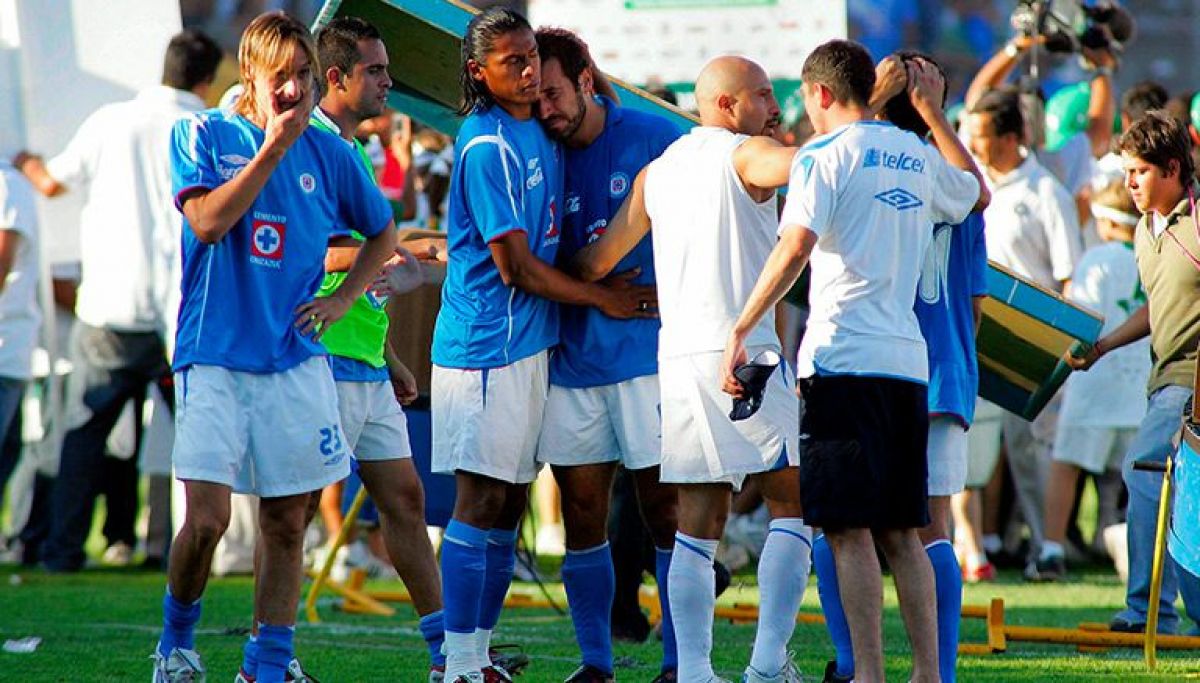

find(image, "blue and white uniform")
[537,98,682,470]
[431,104,562,484]
[914,212,988,496]
[169,108,392,497]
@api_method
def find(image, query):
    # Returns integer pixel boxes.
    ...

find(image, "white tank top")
[644,126,781,359]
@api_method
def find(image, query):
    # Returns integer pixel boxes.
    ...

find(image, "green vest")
[311,111,388,369]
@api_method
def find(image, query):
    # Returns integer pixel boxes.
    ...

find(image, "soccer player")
[432,9,651,682]
[810,52,989,683]
[152,13,396,683]
[231,16,447,683]
[576,55,816,683]
[532,27,682,683]
[1070,111,1200,635]
[721,42,987,683]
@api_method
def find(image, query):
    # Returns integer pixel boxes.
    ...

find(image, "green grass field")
[0,562,1196,682]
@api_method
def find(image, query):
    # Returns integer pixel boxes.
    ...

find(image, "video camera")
[1010,0,1135,55]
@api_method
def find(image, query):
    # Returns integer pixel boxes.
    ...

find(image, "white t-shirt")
[644,126,781,359]
[982,155,1082,290]
[47,85,205,332]
[1058,241,1150,427]
[0,163,41,380]
[1038,132,1094,197]
[782,120,979,382]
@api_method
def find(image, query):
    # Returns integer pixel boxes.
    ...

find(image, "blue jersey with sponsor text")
[551,98,683,388]
[432,105,563,369]
[170,108,391,374]
[914,212,988,426]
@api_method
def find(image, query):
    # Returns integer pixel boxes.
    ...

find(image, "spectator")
[13,29,223,572]
[965,87,1082,572]
[1031,180,1149,582]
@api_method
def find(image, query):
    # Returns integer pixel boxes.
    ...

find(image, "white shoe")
[152,648,206,682]
[103,541,134,566]
[232,658,317,682]
[743,658,803,682]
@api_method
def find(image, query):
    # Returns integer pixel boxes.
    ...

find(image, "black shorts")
[798,374,929,531]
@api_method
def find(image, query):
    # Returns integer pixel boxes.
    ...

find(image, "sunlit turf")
[0,562,1196,682]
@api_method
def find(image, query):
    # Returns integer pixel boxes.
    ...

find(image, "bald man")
[574,55,810,683]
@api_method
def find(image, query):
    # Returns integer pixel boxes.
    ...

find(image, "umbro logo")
[874,187,923,211]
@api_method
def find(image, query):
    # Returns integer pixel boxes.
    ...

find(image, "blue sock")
[255,623,294,683]
[927,540,962,683]
[419,610,447,667]
[813,534,854,678]
[479,527,518,631]
[158,590,201,657]
[655,547,678,673]
[441,520,489,639]
[241,635,259,677]
[562,543,615,674]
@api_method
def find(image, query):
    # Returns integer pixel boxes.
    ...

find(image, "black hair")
[162,29,223,91]
[1119,109,1195,184]
[800,39,875,107]
[458,7,532,116]
[883,50,948,138]
[1121,81,1169,123]
[534,27,591,88]
[316,16,382,81]
[971,87,1025,141]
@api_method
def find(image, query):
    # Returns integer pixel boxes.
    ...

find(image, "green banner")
[625,0,777,9]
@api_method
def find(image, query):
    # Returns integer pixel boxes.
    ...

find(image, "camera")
[1010,0,1135,55]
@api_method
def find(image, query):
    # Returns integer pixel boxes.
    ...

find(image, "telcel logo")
[863,148,925,174]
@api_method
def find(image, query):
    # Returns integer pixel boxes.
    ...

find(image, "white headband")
[1091,203,1140,227]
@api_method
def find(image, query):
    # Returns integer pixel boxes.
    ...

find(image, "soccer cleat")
[429,664,445,682]
[961,561,996,584]
[821,660,854,683]
[482,664,515,683]
[452,675,485,683]
[232,659,318,682]
[1024,554,1066,582]
[743,658,803,682]
[488,645,530,675]
[563,664,615,683]
[152,648,206,683]
[649,670,677,683]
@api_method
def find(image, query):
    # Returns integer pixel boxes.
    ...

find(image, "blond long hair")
[234,12,317,121]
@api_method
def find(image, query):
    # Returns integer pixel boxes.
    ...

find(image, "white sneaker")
[743,659,803,683]
[103,541,134,566]
[151,648,206,682]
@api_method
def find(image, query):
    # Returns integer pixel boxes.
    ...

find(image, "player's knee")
[378,483,425,527]
[258,507,308,546]
[185,509,230,547]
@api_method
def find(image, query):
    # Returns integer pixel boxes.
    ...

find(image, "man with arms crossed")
[153,13,396,682]
[432,9,650,682]
[533,27,682,683]
[722,41,987,683]
[577,55,815,683]
[1070,110,1200,635]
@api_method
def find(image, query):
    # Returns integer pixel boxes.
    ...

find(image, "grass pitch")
[0,562,1196,682]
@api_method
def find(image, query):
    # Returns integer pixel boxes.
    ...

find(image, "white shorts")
[927,416,968,497]
[537,375,661,470]
[659,348,799,486]
[336,380,412,462]
[431,351,548,484]
[966,398,1004,489]
[172,357,350,498]
[1053,425,1136,474]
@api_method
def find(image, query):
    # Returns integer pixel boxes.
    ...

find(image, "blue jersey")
[432,105,563,369]
[170,108,391,374]
[550,98,683,388]
[914,212,988,426]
